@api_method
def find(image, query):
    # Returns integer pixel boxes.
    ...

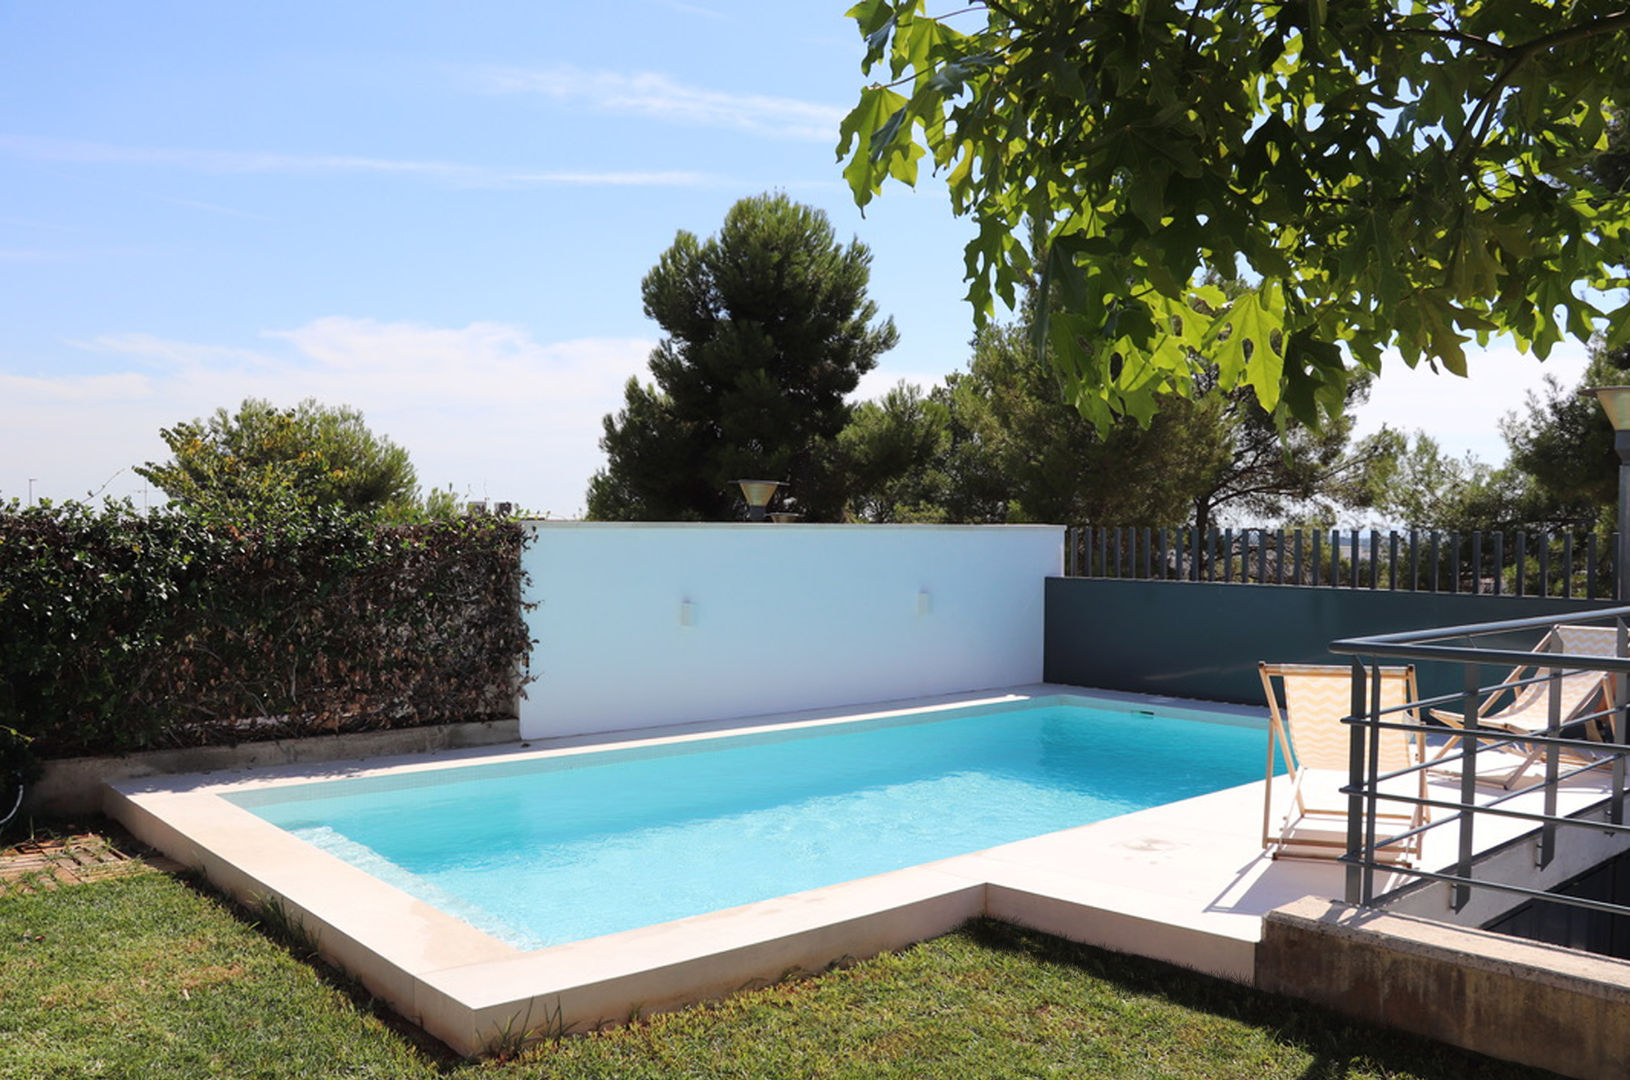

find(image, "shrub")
[0,500,532,760]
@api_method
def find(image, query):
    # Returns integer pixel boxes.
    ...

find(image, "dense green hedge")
[0,502,532,761]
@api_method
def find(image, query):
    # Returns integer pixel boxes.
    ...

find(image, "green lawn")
[0,858,1558,1080]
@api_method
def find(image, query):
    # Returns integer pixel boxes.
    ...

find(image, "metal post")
[1345,658,1368,905]
[1564,533,1575,599]
[1455,663,1480,912]
[1619,619,1630,827]
[1589,533,1599,599]
[1619,437,1630,602]
[1516,532,1528,597]
[1540,668,1561,868]
[1539,531,1551,597]
[1362,663,1382,905]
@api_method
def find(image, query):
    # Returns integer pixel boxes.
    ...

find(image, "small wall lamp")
[734,479,783,523]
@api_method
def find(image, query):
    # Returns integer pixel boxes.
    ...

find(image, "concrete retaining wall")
[1256,896,1630,1080]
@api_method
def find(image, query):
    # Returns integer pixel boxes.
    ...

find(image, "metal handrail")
[1330,607,1630,916]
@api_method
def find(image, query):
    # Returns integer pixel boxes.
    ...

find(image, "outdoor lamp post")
[734,479,783,523]
[1582,386,1630,601]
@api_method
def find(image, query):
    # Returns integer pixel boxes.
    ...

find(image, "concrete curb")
[26,719,521,817]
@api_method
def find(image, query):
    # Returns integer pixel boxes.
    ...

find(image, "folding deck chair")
[1428,624,1619,790]
[1259,662,1428,865]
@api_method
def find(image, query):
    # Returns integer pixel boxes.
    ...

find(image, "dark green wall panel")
[1044,578,1619,706]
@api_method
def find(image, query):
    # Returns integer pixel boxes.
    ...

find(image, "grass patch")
[0,854,1560,1079]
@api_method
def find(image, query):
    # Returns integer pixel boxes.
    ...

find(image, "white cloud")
[1349,338,1594,465]
[649,0,727,18]
[853,367,947,404]
[0,135,721,189]
[475,65,846,142]
[2,319,655,517]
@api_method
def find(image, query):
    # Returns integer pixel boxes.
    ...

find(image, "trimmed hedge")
[0,502,532,760]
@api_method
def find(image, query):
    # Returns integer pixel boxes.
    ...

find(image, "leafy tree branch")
[838,0,1630,429]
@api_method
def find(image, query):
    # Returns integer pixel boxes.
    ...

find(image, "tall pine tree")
[587,193,897,521]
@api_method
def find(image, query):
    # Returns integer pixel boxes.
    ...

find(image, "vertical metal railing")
[1331,609,1630,918]
[1062,526,1620,599]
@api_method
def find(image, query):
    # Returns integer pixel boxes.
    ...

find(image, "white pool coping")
[103,683,1618,1056]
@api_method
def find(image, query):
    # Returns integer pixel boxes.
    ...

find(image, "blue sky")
[0,1,1592,516]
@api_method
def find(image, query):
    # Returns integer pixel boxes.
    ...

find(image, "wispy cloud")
[475,65,846,142]
[0,135,722,189]
[154,194,274,220]
[649,0,727,19]
[74,332,274,369]
[4,318,654,515]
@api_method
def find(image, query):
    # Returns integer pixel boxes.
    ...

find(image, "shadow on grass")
[958,918,1557,1080]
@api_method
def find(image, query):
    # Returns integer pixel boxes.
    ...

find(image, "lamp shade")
[1583,387,1630,432]
[734,479,783,509]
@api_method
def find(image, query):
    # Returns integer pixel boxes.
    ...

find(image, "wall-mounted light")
[734,479,783,523]
[916,589,932,616]
[679,600,695,628]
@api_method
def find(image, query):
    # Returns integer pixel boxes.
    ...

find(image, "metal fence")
[1331,609,1630,921]
[1065,525,1618,600]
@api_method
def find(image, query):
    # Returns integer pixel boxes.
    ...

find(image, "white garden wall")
[518,522,1063,739]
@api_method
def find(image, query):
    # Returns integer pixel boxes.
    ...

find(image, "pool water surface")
[228,702,1269,948]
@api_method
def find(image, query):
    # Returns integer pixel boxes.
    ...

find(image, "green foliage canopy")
[839,380,1008,522]
[952,319,1227,525]
[838,1,1630,428]
[588,193,898,521]
[1503,339,1630,525]
[135,398,426,519]
[1360,338,1630,533]
[841,305,1388,529]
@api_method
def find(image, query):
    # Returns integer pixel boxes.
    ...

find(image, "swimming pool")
[107,688,1282,1055]
[225,699,1268,948]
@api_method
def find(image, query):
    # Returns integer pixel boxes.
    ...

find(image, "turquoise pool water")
[228,700,1267,949]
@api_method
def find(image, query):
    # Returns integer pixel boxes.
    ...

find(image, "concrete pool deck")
[103,684,1622,1057]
